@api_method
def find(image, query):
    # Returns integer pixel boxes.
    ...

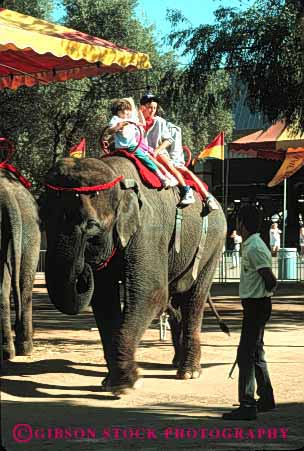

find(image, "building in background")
[194,86,304,247]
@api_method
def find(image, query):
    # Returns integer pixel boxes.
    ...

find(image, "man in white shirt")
[223,205,277,421]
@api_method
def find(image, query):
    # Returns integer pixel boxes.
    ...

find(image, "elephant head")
[42,158,141,315]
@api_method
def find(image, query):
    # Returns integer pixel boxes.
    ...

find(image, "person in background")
[230,229,242,268]
[222,205,277,421]
[299,226,304,258]
[269,222,282,257]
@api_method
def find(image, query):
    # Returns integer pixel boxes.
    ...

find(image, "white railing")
[214,250,304,282]
[37,250,304,282]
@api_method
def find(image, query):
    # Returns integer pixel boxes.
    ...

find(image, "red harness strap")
[0,137,32,189]
[45,176,123,192]
[95,247,117,271]
[45,175,123,271]
[0,162,32,189]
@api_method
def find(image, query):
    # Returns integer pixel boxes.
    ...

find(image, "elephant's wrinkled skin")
[0,170,41,360]
[43,157,226,393]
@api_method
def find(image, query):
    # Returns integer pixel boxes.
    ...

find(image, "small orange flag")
[69,138,86,158]
[193,132,224,165]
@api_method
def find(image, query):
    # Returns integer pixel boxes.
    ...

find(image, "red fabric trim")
[182,146,192,167]
[0,162,32,189]
[103,150,208,198]
[45,176,123,192]
[95,247,117,271]
[102,150,162,188]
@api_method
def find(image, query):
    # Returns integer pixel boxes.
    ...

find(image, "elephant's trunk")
[45,227,94,315]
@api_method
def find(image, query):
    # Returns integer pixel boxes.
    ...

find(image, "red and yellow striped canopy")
[229,120,304,160]
[0,8,151,89]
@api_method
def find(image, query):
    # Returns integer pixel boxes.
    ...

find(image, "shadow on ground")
[2,399,303,450]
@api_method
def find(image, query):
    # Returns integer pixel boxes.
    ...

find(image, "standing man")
[223,205,277,420]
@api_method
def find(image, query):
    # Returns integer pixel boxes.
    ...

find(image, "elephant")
[0,169,41,360]
[42,156,227,394]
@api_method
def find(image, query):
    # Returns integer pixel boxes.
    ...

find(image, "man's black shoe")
[257,398,276,412]
[222,404,257,420]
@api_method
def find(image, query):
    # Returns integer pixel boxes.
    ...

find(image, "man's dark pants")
[237,297,274,405]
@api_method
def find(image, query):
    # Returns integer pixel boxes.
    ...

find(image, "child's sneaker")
[180,186,195,205]
[206,195,219,211]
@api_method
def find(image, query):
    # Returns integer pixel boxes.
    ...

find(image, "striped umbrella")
[229,120,304,161]
[0,8,151,89]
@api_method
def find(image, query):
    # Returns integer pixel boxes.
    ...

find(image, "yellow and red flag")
[69,138,86,159]
[193,132,224,165]
[267,147,304,187]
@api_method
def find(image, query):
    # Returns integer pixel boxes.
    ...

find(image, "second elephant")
[0,169,40,360]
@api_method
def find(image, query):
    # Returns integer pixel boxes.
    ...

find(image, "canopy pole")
[282,178,287,249]
[222,155,225,212]
[224,151,229,218]
[279,178,287,281]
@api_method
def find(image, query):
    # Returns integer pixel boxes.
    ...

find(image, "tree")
[0,0,53,18]
[168,0,304,131]
[158,64,234,152]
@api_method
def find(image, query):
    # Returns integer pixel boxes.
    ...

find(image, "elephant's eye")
[89,191,99,199]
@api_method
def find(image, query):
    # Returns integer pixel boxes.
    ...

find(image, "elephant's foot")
[176,366,202,380]
[2,342,16,360]
[15,339,33,356]
[101,375,111,391]
[112,377,143,396]
[104,366,142,396]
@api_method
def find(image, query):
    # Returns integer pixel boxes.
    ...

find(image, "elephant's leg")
[108,267,168,393]
[168,301,183,368]
[14,263,36,356]
[176,251,221,380]
[1,264,15,360]
[90,271,122,388]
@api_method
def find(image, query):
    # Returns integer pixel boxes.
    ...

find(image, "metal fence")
[214,250,304,282]
[37,249,304,282]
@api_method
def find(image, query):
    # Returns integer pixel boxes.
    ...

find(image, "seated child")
[108,98,178,188]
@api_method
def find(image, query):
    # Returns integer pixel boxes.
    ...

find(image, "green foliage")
[0,0,54,18]
[168,0,304,131]
[157,64,233,153]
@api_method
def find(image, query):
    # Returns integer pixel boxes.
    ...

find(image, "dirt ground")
[1,276,304,451]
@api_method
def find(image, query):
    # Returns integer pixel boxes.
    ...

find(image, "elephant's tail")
[166,301,182,322]
[207,294,230,336]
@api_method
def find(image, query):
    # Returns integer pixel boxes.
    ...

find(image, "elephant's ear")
[116,189,141,248]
